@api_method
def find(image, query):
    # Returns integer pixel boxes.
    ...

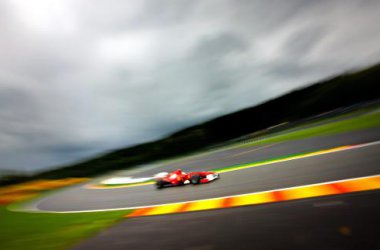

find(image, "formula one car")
[154,169,219,189]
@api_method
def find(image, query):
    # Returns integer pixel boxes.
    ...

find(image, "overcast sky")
[1,0,380,173]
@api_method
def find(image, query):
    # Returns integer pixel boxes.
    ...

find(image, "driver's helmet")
[174,169,182,174]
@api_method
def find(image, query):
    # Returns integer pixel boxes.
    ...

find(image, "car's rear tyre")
[156,180,165,189]
[191,175,201,185]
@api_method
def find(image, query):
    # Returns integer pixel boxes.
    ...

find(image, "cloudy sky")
[1,0,380,173]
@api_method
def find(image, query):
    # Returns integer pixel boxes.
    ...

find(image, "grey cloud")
[282,25,328,61]
[191,33,249,59]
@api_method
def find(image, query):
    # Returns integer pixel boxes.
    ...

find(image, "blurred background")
[1,1,380,250]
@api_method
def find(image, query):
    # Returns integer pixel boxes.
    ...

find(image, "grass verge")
[211,145,351,173]
[0,201,131,250]
[239,108,380,148]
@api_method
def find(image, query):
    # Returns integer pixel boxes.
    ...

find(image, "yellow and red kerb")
[126,174,380,218]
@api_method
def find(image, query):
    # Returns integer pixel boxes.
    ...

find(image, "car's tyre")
[156,180,165,189]
[191,175,201,185]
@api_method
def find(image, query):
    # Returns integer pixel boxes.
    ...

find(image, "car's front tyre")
[191,175,201,184]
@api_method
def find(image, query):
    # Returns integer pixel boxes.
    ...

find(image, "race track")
[31,127,380,212]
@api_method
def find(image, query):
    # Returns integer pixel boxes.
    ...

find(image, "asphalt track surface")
[25,127,379,250]
[34,127,380,212]
[73,191,380,250]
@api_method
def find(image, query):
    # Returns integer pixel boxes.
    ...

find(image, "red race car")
[154,169,219,189]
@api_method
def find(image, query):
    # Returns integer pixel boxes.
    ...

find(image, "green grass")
[103,179,154,187]
[211,151,310,173]
[239,109,380,148]
[163,105,380,163]
[0,204,131,250]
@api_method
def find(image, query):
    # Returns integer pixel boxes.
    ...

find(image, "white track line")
[20,173,380,214]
